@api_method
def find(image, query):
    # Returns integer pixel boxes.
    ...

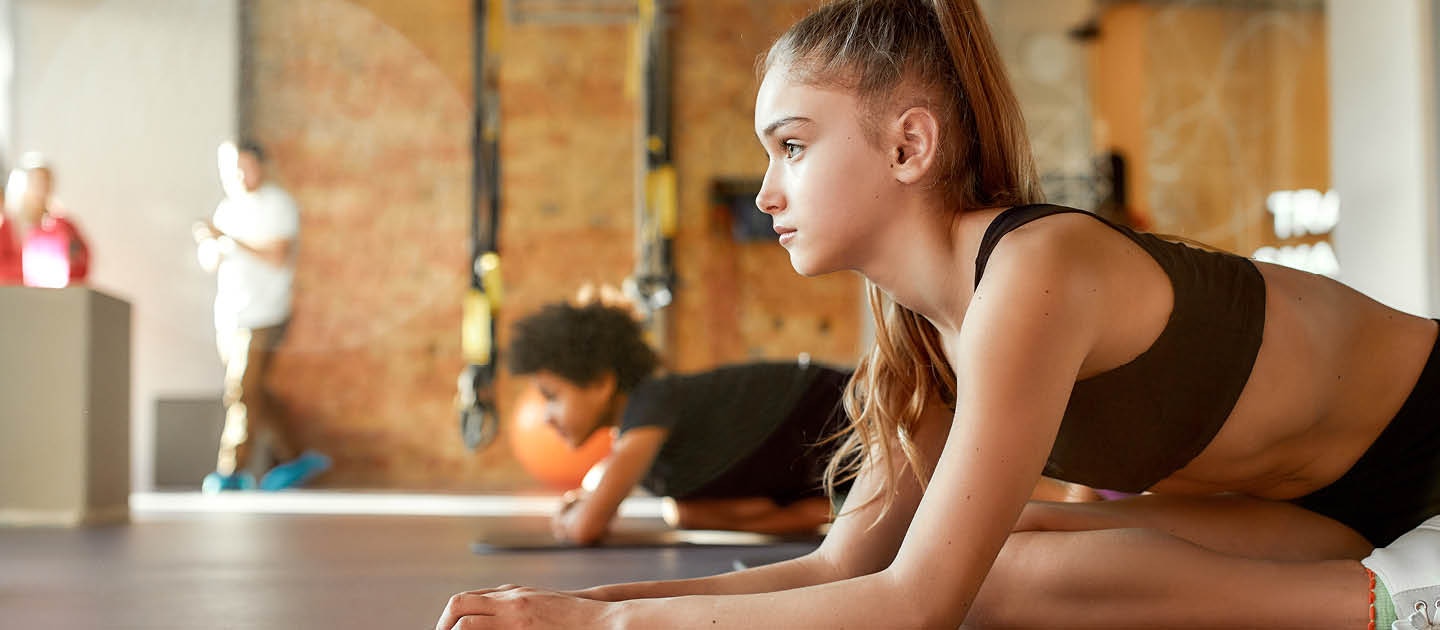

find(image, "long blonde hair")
[762,0,1044,517]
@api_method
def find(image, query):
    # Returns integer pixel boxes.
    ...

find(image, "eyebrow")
[761,116,814,138]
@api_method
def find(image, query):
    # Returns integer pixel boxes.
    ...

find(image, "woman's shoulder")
[965,209,1122,345]
[976,208,1113,284]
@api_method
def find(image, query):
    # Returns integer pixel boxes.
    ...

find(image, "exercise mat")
[472,529,822,552]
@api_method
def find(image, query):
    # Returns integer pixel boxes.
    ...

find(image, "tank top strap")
[974,204,1094,289]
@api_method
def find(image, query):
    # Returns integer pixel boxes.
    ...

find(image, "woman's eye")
[782,141,803,158]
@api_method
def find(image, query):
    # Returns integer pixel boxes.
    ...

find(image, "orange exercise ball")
[508,385,613,490]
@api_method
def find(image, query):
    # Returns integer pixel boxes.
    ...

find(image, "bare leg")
[969,528,1370,628]
[665,480,1099,536]
[215,325,293,475]
[668,497,831,535]
[239,325,295,463]
[1030,477,1101,503]
[215,327,253,476]
[1014,493,1372,560]
[965,494,1375,628]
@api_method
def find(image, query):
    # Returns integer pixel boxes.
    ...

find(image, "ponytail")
[931,0,1044,206]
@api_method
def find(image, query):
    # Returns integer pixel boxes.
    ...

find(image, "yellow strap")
[461,289,492,365]
[645,165,678,237]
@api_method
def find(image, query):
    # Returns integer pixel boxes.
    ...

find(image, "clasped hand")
[551,489,587,542]
[436,585,617,630]
[191,220,222,243]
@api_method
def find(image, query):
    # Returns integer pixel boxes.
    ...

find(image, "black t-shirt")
[620,361,834,498]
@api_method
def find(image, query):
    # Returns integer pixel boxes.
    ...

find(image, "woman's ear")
[890,106,941,185]
[591,370,619,401]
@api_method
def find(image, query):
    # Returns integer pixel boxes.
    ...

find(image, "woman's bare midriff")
[1150,262,1438,500]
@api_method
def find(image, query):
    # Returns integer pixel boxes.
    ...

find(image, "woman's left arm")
[622,229,1106,627]
[874,229,1106,624]
[59,217,90,281]
[552,426,667,545]
[437,229,1107,629]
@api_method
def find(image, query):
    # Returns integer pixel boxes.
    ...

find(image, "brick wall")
[247,0,479,489]
[245,0,863,490]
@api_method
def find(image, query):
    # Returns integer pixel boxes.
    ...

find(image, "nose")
[755,167,784,216]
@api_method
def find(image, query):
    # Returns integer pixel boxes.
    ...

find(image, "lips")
[774,224,796,246]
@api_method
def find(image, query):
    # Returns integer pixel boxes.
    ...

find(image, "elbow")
[802,544,879,586]
[875,566,971,629]
[565,515,610,547]
[570,527,605,547]
[815,541,889,581]
[916,604,969,629]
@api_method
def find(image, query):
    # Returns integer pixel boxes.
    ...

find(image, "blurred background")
[5,0,1431,495]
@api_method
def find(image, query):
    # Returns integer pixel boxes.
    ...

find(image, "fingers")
[553,495,582,542]
[556,495,580,518]
[436,587,522,630]
[551,512,572,542]
[191,223,222,244]
[436,591,483,630]
[558,491,584,515]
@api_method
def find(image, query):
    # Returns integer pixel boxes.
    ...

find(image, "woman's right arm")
[571,401,948,601]
[568,550,833,601]
[553,426,667,545]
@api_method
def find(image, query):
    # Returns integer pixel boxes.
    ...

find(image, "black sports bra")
[974,204,1266,491]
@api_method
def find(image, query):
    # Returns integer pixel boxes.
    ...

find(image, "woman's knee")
[668,500,722,530]
[1012,500,1111,532]
[969,531,1077,626]
[1012,501,1057,532]
[669,497,777,529]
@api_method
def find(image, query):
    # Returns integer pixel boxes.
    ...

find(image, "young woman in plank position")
[439,1,1440,627]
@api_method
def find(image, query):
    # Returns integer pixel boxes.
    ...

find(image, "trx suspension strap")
[627,0,676,350]
[459,0,505,451]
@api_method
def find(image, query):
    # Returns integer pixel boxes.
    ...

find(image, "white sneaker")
[1364,516,1440,630]
[1399,603,1440,630]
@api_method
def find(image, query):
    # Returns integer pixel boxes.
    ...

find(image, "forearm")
[211,232,290,268]
[572,551,845,601]
[556,497,614,545]
[613,569,936,629]
[233,238,289,268]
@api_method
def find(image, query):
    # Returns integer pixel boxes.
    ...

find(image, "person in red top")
[0,156,90,287]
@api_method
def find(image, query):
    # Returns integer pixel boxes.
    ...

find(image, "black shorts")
[1290,322,1440,546]
[680,368,854,506]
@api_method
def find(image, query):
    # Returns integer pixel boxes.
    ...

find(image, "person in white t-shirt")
[192,140,329,493]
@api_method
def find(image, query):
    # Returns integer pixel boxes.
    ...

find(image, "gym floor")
[0,493,818,629]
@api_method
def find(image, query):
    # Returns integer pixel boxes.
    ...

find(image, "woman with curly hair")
[506,295,856,545]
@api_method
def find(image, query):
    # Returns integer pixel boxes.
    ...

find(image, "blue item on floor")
[201,471,257,494]
[259,450,332,491]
